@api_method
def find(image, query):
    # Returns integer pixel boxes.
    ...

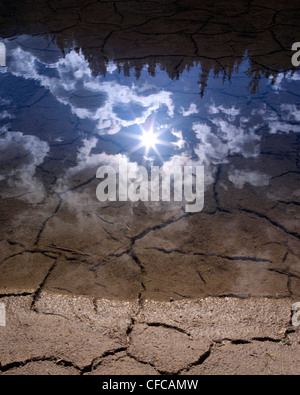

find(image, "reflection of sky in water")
[0,36,300,198]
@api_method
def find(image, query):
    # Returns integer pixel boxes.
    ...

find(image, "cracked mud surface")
[0,0,300,375]
[1,293,300,375]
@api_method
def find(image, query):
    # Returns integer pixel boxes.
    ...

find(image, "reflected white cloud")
[106,61,118,74]
[9,48,174,136]
[57,138,139,193]
[228,169,270,189]
[193,106,261,166]
[251,103,300,135]
[160,105,263,188]
[0,127,50,202]
[180,103,198,117]
[171,129,185,149]
[65,138,137,176]
[0,110,14,120]
[270,70,300,91]
[280,104,300,122]
[208,104,240,120]
[268,120,300,134]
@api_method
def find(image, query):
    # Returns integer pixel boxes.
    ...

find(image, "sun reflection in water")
[141,128,158,150]
[126,119,171,162]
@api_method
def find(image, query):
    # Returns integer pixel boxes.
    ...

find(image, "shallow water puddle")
[0,0,299,301]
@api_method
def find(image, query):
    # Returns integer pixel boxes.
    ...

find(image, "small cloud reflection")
[0,128,50,202]
[180,103,199,117]
[228,169,270,189]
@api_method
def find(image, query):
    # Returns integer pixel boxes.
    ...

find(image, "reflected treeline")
[0,0,299,95]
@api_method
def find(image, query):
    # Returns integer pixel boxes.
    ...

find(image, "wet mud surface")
[0,0,300,374]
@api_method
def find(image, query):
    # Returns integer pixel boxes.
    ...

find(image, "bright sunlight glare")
[125,119,172,162]
[141,129,158,149]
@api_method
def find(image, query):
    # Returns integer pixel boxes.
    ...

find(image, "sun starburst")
[141,128,158,150]
[125,119,171,161]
